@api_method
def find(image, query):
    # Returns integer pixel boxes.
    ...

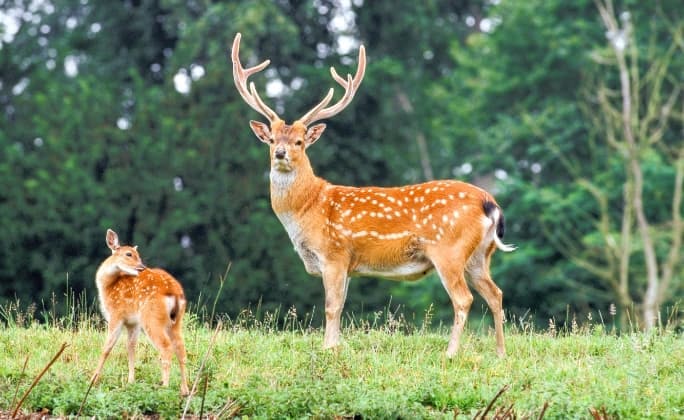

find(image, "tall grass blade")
[12,342,69,418]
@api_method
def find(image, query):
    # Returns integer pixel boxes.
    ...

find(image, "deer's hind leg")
[169,305,189,396]
[141,307,175,387]
[427,245,473,358]
[466,244,506,357]
[126,324,141,383]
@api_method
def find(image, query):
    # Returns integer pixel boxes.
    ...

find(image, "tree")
[3,0,678,329]
[579,0,682,327]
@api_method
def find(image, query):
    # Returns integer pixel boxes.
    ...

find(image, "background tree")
[579,0,682,327]
[1,0,681,329]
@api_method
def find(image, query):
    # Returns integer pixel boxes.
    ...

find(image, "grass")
[0,299,682,419]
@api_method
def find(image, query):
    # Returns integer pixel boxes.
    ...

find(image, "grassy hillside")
[0,303,682,418]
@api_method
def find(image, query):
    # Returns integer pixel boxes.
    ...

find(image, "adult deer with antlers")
[231,33,514,357]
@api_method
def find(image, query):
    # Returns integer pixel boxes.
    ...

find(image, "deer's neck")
[269,160,327,217]
[95,262,118,290]
[95,262,120,321]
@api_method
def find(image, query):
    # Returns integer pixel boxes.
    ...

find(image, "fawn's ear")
[249,120,273,144]
[305,123,326,148]
[106,229,120,252]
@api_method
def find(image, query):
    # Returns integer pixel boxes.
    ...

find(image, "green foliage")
[1,0,681,328]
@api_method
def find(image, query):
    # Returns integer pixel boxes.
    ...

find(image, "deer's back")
[101,268,185,321]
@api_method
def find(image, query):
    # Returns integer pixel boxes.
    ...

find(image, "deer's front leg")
[91,320,124,384]
[322,264,350,349]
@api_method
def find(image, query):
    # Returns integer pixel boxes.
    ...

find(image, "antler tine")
[297,45,367,126]
[231,33,280,122]
[296,88,335,126]
[249,82,281,120]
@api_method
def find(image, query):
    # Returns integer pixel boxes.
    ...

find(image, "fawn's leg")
[126,325,141,383]
[169,316,189,395]
[91,319,124,383]
[143,315,174,387]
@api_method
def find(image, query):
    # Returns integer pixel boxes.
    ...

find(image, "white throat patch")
[270,169,297,196]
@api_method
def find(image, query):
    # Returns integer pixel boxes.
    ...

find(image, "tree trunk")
[396,91,434,181]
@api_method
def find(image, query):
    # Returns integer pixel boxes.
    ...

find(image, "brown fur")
[251,120,512,357]
[91,229,189,395]
[233,34,513,357]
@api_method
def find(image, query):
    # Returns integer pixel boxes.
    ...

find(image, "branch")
[655,3,684,52]
[596,86,624,152]
[647,86,680,146]
[540,216,614,283]
[659,148,684,302]
[596,0,660,328]
[640,39,680,145]
[577,179,619,261]
[618,175,635,306]
[12,343,69,418]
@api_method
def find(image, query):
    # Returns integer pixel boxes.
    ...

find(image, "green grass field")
[0,302,682,419]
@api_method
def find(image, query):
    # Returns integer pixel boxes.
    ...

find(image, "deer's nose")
[275,148,286,160]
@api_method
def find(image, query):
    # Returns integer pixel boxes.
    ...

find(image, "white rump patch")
[165,295,175,310]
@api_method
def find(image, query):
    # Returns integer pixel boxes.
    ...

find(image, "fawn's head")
[231,33,365,173]
[105,229,146,276]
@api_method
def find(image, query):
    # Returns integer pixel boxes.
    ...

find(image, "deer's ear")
[249,120,273,144]
[106,229,120,252]
[305,124,326,148]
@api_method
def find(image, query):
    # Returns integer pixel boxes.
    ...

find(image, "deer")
[90,229,189,395]
[231,33,515,357]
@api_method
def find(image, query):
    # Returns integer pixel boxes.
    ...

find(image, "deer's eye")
[125,252,133,257]
[295,140,303,146]
[269,138,275,144]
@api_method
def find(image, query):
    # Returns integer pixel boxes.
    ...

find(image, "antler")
[231,33,280,122]
[296,45,366,126]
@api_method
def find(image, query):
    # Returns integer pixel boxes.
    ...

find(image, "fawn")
[90,229,189,395]
[231,33,515,357]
